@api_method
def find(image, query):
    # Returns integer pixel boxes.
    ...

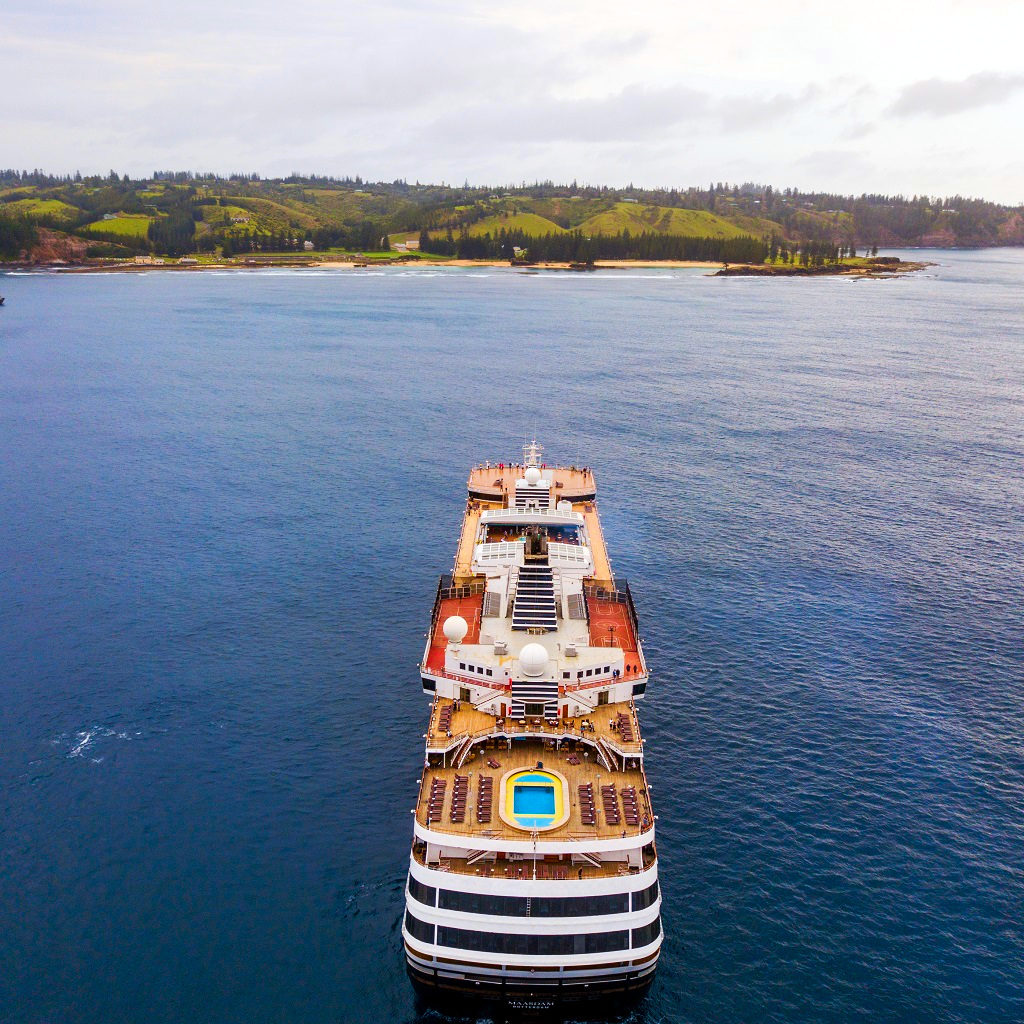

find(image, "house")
[393,243,408,252]
[133,255,164,265]
[303,240,314,250]
[178,257,198,265]
[231,216,249,224]
[405,238,420,250]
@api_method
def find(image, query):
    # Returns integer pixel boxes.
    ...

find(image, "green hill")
[576,203,749,238]
[5,197,81,222]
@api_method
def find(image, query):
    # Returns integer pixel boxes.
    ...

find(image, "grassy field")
[222,195,319,231]
[426,201,763,240]
[575,203,751,238]
[4,197,81,222]
[82,214,154,238]
[429,211,566,239]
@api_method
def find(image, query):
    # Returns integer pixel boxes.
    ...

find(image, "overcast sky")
[5,0,1024,202]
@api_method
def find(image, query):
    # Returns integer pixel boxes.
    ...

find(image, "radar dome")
[524,466,542,485]
[519,642,550,677]
[443,615,468,644]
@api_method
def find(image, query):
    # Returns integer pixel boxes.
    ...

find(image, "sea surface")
[2,251,1023,1024]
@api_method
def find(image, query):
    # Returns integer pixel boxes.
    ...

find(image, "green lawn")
[82,214,154,238]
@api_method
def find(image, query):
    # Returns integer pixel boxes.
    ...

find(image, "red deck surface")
[424,595,483,673]
[587,598,643,677]
[423,592,643,680]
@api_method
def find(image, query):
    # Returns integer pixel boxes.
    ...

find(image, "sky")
[5,0,1024,203]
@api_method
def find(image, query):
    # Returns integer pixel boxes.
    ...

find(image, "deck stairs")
[510,677,559,723]
[511,562,557,631]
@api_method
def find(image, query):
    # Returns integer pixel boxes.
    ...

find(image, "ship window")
[459,663,466,670]
[421,677,435,692]
[435,926,628,956]
[577,671,583,679]
[486,669,493,677]
[631,880,659,912]
[585,669,592,677]
[524,702,545,717]
[404,909,436,945]
[631,917,661,949]
[459,687,471,702]
[407,876,437,908]
[562,671,570,680]
[632,682,647,696]
[598,691,609,706]
[436,888,628,917]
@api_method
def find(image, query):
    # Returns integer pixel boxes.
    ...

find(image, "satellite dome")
[524,466,542,485]
[519,642,550,677]
[443,615,468,644]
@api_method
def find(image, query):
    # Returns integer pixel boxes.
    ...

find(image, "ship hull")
[406,953,657,1015]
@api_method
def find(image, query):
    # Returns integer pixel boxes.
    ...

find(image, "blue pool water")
[513,782,557,818]
[1,252,1023,1024]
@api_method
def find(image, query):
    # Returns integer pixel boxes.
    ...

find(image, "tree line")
[418,227,770,264]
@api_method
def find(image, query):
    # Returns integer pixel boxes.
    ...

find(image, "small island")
[714,255,932,278]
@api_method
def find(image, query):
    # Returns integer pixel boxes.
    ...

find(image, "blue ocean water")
[1,252,1023,1024]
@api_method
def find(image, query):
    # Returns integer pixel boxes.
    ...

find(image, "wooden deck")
[467,465,597,502]
[426,697,644,758]
[580,502,613,585]
[453,499,502,582]
[416,737,654,843]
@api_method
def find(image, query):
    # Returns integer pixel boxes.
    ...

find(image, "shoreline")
[1,257,730,274]
[1,257,932,277]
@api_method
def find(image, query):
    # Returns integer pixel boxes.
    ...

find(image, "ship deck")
[467,465,597,503]
[455,471,611,587]
[426,697,643,758]
[423,589,642,679]
[412,843,657,881]
[415,736,654,843]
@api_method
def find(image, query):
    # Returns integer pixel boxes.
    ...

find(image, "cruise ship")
[403,443,662,1014]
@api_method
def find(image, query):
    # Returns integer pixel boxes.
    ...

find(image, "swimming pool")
[502,769,568,830]
[513,781,556,816]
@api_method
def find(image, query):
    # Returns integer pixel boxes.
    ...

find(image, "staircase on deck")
[511,560,557,632]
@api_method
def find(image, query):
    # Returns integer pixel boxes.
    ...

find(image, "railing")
[425,715,643,757]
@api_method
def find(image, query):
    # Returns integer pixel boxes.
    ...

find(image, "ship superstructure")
[403,443,662,1012]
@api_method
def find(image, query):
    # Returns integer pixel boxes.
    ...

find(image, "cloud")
[890,72,1024,117]
[716,84,822,130]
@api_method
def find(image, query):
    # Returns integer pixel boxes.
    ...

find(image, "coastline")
[1,256,932,277]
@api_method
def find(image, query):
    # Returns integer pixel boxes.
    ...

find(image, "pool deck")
[416,736,653,843]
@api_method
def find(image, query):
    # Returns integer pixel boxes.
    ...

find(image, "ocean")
[1,251,1022,1024]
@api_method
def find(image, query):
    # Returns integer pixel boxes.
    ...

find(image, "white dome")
[443,615,468,644]
[519,642,550,677]
[524,466,542,485]
[557,500,572,514]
